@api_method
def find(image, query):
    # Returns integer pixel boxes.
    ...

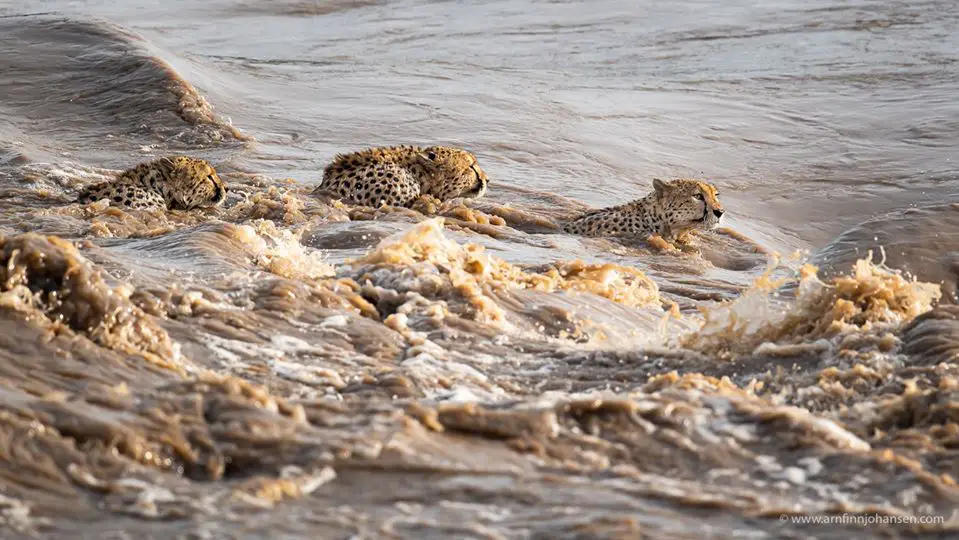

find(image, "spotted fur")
[312,145,489,208]
[564,178,725,240]
[76,156,228,211]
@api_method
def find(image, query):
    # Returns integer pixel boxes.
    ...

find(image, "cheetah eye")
[427,151,437,160]
[694,193,705,201]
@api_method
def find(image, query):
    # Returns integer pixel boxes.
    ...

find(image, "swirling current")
[0,1,958,538]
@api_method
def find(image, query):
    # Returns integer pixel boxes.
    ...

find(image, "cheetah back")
[319,161,421,207]
[564,208,639,237]
[77,181,166,211]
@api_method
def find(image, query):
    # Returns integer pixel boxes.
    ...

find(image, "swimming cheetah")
[564,178,725,241]
[76,156,227,211]
[312,145,489,208]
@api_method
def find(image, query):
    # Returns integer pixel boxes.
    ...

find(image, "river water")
[0,0,958,538]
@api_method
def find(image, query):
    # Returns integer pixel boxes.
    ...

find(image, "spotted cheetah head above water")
[653,178,724,234]
[563,178,725,241]
[314,145,489,208]
[76,156,227,211]
[151,156,228,209]
[413,145,489,200]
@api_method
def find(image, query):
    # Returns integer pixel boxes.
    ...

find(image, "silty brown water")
[0,0,958,538]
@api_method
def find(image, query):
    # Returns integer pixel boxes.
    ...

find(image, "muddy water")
[0,0,958,538]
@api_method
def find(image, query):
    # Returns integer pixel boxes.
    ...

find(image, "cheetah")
[564,178,725,241]
[76,156,227,211]
[312,145,489,208]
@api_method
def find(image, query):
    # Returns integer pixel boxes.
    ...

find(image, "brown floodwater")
[0,1,958,538]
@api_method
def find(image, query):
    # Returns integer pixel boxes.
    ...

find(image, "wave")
[0,15,248,162]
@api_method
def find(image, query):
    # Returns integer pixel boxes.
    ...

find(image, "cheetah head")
[653,178,724,236]
[167,157,228,209]
[415,146,489,200]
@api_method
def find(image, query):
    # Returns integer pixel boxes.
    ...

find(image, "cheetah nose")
[713,208,724,218]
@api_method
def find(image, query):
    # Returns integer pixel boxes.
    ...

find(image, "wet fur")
[76,156,227,211]
[313,145,489,208]
[564,178,725,240]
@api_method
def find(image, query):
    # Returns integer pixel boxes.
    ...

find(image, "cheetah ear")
[652,178,667,196]
[414,152,436,168]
